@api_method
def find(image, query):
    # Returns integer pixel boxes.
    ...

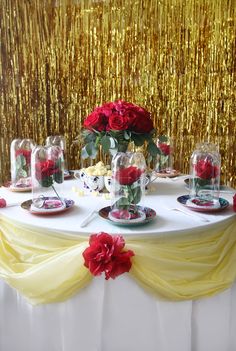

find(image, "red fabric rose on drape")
[115,166,143,185]
[83,232,135,280]
[195,159,219,179]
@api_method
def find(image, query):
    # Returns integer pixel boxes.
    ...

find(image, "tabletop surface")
[0,177,235,238]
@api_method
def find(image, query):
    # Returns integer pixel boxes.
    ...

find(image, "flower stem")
[52,184,62,202]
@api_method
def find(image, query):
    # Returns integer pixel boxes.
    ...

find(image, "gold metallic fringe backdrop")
[0,0,235,186]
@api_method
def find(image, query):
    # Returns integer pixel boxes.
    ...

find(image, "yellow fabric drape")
[0,215,236,305]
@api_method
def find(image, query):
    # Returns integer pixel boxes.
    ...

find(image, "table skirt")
[1,274,236,351]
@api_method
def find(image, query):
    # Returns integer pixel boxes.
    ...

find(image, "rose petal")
[0,198,7,208]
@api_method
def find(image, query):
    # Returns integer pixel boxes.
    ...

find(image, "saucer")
[155,170,180,178]
[177,195,229,212]
[64,171,73,180]
[21,198,75,215]
[3,181,32,192]
[99,206,156,226]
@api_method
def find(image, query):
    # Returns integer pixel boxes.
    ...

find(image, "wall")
[0,0,235,186]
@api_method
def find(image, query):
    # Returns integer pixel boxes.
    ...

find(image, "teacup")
[74,170,105,192]
[104,175,113,193]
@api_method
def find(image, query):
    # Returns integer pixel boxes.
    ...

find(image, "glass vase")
[110,152,147,223]
[155,135,173,174]
[189,142,221,206]
[10,139,35,189]
[46,135,68,173]
[31,145,65,211]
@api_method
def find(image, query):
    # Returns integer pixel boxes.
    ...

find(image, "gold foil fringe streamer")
[0,0,235,186]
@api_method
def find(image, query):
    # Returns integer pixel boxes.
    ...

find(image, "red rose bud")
[83,109,108,132]
[115,166,143,185]
[0,198,7,208]
[233,194,236,212]
[107,113,129,131]
[35,160,59,181]
[159,143,171,156]
[195,159,219,179]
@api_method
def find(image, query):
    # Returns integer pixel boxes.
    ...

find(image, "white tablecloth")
[0,177,235,351]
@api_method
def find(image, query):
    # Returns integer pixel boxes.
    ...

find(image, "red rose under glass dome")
[109,152,147,223]
[189,142,221,205]
[31,145,65,212]
[81,100,158,159]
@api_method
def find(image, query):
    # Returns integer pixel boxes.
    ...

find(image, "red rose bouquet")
[83,232,134,280]
[81,100,158,159]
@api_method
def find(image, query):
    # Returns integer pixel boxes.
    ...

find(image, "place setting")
[154,135,181,178]
[176,142,233,214]
[78,152,157,227]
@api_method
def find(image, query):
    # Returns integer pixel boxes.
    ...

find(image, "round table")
[0,177,235,351]
[0,177,234,237]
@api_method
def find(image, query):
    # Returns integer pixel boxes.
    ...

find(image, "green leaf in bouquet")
[131,132,146,146]
[147,141,159,157]
[81,142,98,159]
[109,137,117,149]
[82,130,97,143]
[109,138,119,155]
[149,129,157,138]
[109,130,125,141]
[100,135,111,153]
[158,135,168,143]
[124,131,131,141]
